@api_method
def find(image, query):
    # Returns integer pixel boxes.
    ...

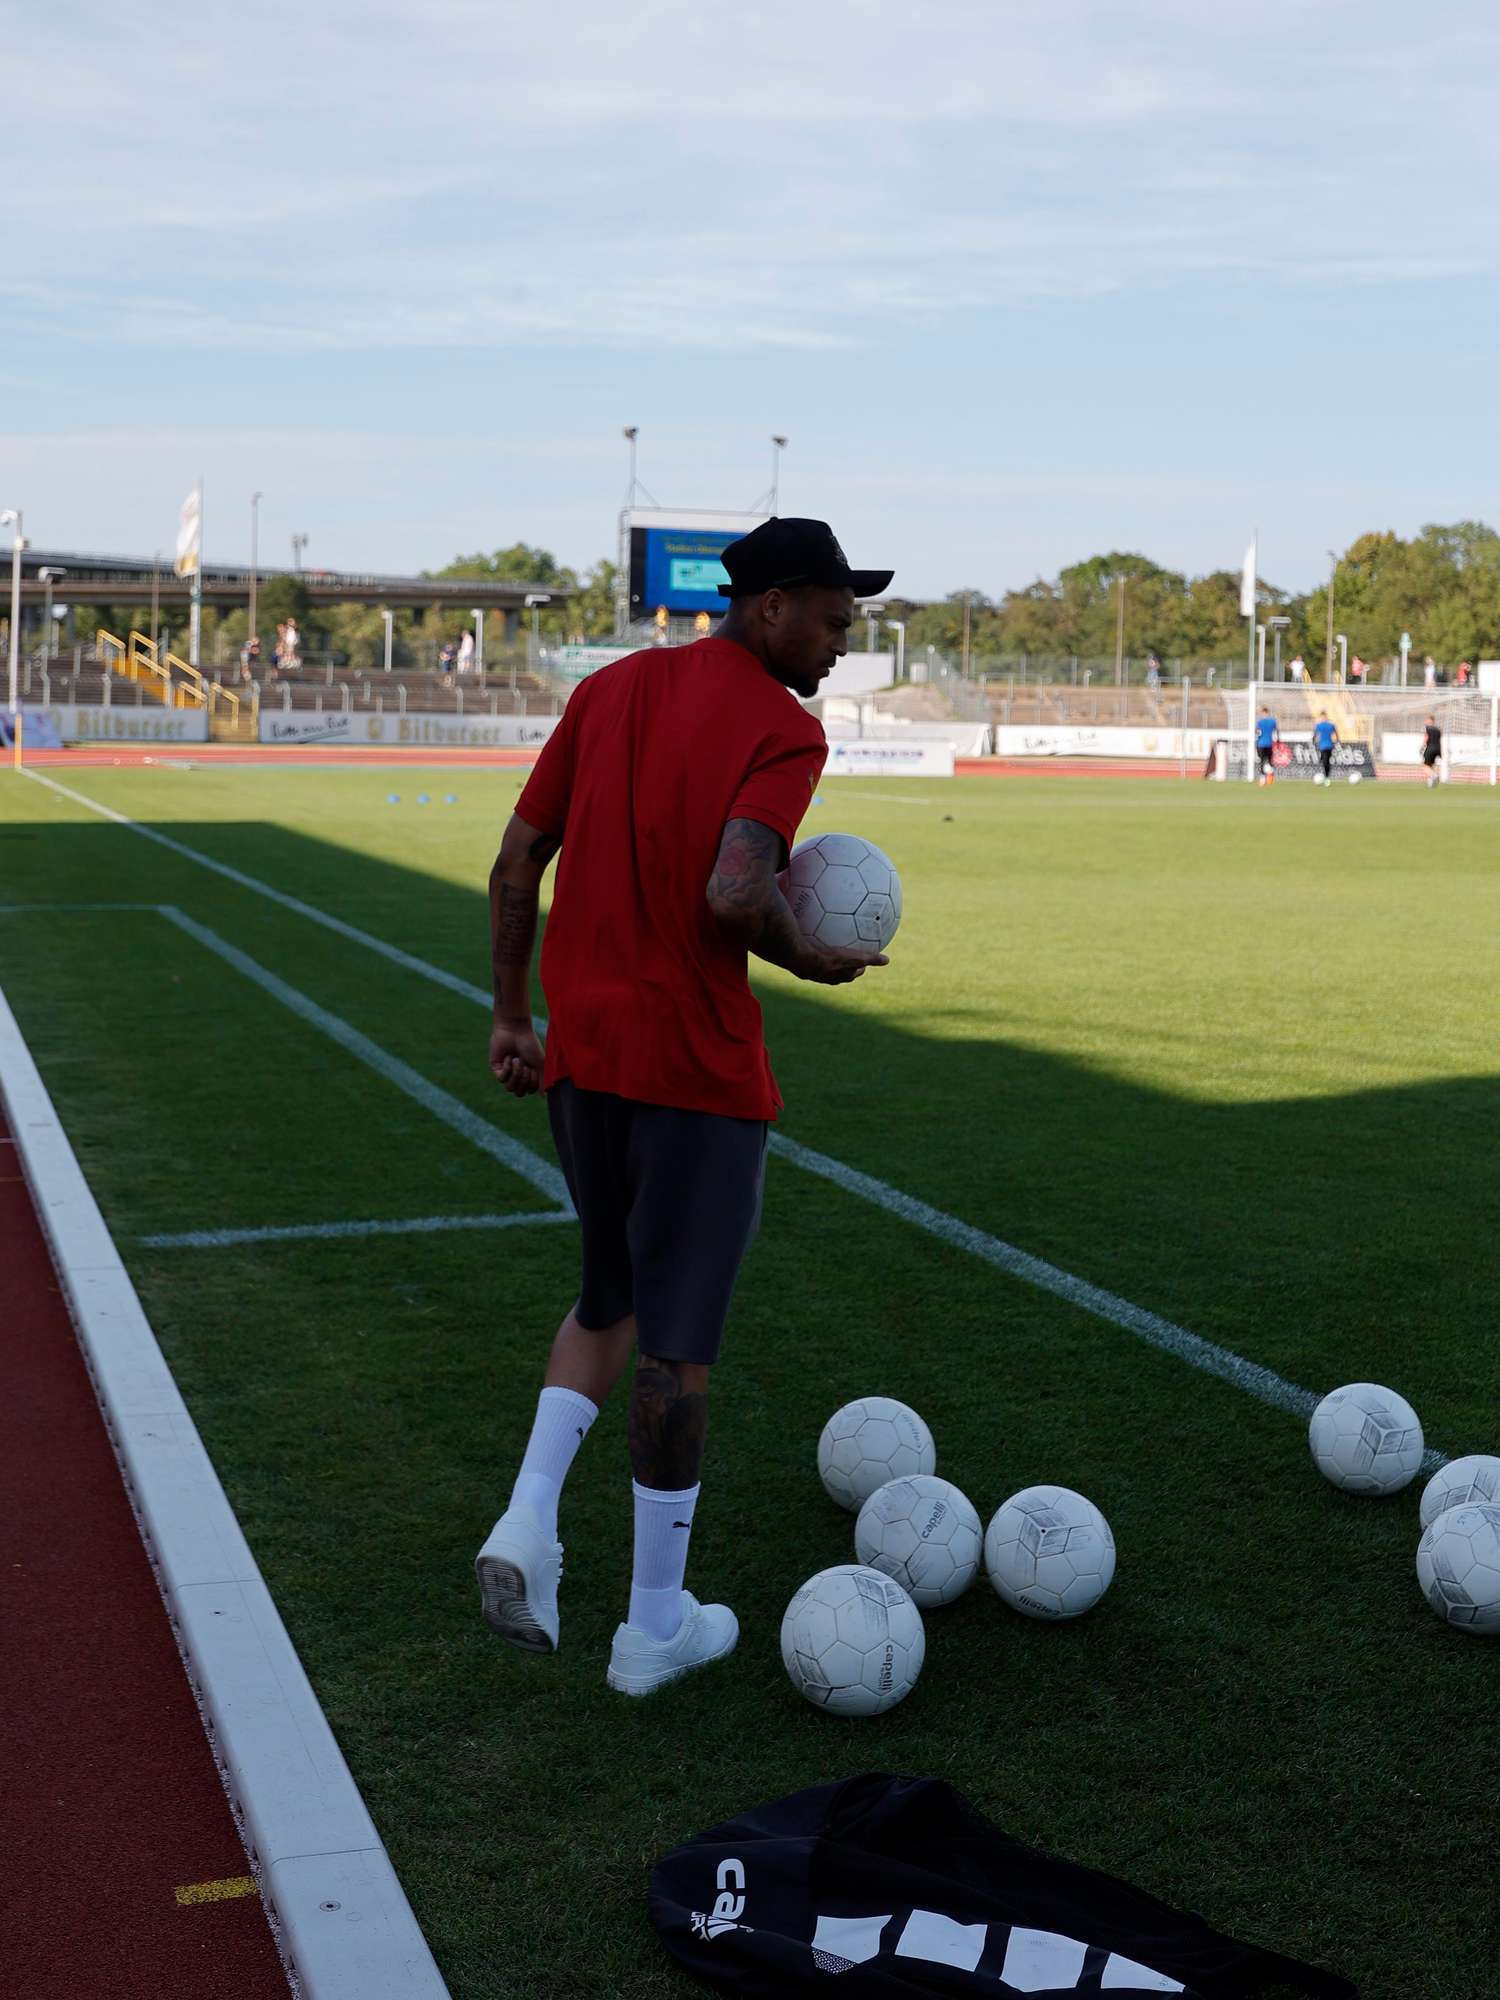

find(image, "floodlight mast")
[2,508,22,718]
[38,566,67,658]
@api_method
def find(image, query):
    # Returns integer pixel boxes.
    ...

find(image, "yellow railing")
[207,681,241,727]
[101,627,171,706]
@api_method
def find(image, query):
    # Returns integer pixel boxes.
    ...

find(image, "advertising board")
[258,711,560,749]
[7,704,210,745]
[992,725,1216,761]
[824,740,956,777]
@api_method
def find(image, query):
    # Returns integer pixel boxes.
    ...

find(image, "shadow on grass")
[4,810,1498,1999]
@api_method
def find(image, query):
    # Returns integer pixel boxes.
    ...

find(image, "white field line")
[20,773,1449,1467]
[20,769,492,1006]
[158,906,570,1209]
[143,1210,574,1249]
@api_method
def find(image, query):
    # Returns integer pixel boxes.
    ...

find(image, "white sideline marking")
[143,1209,574,1249]
[0,983,451,1998]
[20,768,492,1006]
[158,906,570,1209]
[20,773,1449,1466]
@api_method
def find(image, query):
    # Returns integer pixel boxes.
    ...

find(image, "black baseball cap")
[717,517,893,600]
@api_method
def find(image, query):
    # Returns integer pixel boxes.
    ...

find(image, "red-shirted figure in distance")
[477,518,894,1695]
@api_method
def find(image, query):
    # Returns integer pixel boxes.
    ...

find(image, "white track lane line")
[142,1210,575,1249]
[158,907,570,1210]
[21,771,1448,1465]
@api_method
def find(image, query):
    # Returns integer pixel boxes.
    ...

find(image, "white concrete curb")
[0,984,450,1999]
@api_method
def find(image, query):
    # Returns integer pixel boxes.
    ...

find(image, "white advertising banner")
[258,710,562,749]
[825,739,956,777]
[1383,731,1493,768]
[992,724,1216,761]
[822,721,991,756]
[40,703,210,744]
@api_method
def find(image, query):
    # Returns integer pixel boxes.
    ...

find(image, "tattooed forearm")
[493,881,537,968]
[705,817,813,974]
[628,1357,709,1489]
[528,832,561,867]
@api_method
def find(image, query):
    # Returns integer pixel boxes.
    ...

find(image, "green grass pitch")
[2,764,1498,1998]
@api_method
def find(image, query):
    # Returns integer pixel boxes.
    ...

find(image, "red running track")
[17,744,1183,777]
[0,1115,290,1998]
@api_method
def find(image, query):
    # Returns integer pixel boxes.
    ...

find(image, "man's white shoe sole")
[606,1623,738,1696]
[476,1554,556,1654]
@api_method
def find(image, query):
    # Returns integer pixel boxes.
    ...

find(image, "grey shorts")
[546,1078,768,1366]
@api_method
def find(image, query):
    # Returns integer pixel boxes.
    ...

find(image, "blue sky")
[5,1,1498,597]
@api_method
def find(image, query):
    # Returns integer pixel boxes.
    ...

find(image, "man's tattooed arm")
[705,817,885,985]
[489,815,561,1023]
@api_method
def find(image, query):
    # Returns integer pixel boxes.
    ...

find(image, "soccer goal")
[1209,683,1500,784]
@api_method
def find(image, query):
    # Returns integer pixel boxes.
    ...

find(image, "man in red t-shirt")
[475,518,893,1694]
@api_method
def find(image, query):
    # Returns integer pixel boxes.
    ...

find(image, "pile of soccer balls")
[1308,1381,1500,1636]
[780,1397,1116,1716]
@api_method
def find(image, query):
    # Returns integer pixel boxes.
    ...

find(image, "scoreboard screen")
[627,514,765,618]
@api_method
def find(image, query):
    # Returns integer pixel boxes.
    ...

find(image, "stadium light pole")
[381,609,394,673]
[770,434,787,516]
[249,492,263,647]
[1336,633,1347,680]
[471,608,485,680]
[863,602,885,652]
[1255,623,1266,678]
[150,552,162,649]
[885,618,906,683]
[291,532,308,572]
[38,567,67,659]
[1324,550,1337,683]
[1114,572,1126,685]
[1267,614,1291,680]
[523,591,551,688]
[2,508,23,720]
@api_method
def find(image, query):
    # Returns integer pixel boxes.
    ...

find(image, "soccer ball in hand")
[1420,1454,1500,1529]
[780,832,902,950]
[854,1474,982,1607]
[817,1397,936,1511]
[1415,1505,1500,1634]
[984,1485,1116,1620]
[781,1564,926,1714]
[1308,1383,1424,1495]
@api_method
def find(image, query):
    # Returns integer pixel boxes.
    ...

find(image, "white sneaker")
[606,1593,738,1696]
[475,1507,562,1653]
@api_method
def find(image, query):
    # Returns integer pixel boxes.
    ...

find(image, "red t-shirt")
[516,637,827,1119]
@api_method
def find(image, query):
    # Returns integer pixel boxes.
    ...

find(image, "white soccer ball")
[1420,1454,1500,1529]
[817,1397,936,1511]
[854,1474,982,1608]
[1308,1382,1424,1495]
[1349,771,1363,785]
[1415,1505,1500,1634]
[984,1485,1116,1621]
[780,831,902,950]
[1313,771,1325,785]
[781,1564,926,1714]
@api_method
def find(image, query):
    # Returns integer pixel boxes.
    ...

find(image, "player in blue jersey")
[1254,706,1279,784]
[1312,711,1338,783]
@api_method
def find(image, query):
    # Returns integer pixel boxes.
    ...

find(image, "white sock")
[628,1480,699,1639]
[508,1386,598,1540]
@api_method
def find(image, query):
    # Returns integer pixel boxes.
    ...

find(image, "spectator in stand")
[1350,655,1367,685]
[1424,655,1437,689]
[1457,661,1472,687]
[1145,652,1162,689]
[1288,654,1306,683]
[239,634,261,681]
[440,638,459,676]
[458,628,476,675]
